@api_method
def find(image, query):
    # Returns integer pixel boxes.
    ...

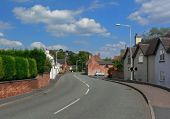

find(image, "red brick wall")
[87,57,112,76]
[0,74,50,99]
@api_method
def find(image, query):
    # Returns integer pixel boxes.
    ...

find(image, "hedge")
[0,57,4,79]
[28,58,37,78]
[0,49,46,74]
[15,57,30,80]
[1,56,16,81]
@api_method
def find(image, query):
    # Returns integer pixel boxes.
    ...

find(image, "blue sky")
[0,0,170,58]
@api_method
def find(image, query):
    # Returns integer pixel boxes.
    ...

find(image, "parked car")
[95,72,105,76]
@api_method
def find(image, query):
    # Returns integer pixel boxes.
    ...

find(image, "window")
[127,55,131,64]
[160,49,165,61]
[160,71,165,81]
[139,53,143,63]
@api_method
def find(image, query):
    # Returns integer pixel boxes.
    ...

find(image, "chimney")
[135,33,142,45]
[89,55,92,59]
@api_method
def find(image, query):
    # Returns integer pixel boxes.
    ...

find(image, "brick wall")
[0,74,50,99]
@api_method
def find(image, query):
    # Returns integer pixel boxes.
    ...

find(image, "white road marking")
[85,89,89,95]
[54,98,80,115]
[73,74,90,96]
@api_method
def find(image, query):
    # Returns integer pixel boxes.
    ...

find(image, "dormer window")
[160,49,165,61]
[139,53,143,63]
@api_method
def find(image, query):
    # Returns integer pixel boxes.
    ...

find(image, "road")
[0,73,151,119]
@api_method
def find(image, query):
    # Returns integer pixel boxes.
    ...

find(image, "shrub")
[28,58,37,78]
[44,57,52,73]
[15,57,30,80]
[29,49,46,74]
[0,57,4,79]
[1,56,16,80]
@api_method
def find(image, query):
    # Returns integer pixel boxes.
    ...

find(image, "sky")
[0,0,170,58]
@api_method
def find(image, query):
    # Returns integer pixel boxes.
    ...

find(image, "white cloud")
[47,18,110,36]
[88,0,119,11]
[0,21,13,30]
[48,45,68,50]
[30,42,68,50]
[0,38,22,48]
[13,5,80,24]
[129,0,170,25]
[30,42,46,49]
[13,5,110,37]
[0,32,4,37]
[98,42,126,58]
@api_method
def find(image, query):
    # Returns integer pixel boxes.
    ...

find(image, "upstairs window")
[139,53,143,63]
[127,55,131,64]
[160,49,165,61]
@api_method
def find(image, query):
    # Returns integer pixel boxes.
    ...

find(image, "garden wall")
[0,74,50,99]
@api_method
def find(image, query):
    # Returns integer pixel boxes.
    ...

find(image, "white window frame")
[160,71,165,81]
[138,53,143,63]
[160,49,165,61]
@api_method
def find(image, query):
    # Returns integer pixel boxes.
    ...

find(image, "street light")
[115,23,133,80]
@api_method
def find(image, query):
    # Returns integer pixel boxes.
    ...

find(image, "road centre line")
[73,75,90,95]
[54,98,80,115]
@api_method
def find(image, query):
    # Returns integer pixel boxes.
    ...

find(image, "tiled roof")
[143,38,159,55]
[97,61,113,65]
[123,47,137,59]
[57,59,65,64]
[139,44,149,55]
[160,37,170,53]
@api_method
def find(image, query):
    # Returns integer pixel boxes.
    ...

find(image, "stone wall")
[0,74,50,99]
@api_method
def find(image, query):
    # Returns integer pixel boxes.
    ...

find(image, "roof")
[123,47,137,60]
[143,38,160,55]
[57,59,65,64]
[97,60,113,65]
[160,37,170,53]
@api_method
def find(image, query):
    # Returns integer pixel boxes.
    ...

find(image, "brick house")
[86,54,113,76]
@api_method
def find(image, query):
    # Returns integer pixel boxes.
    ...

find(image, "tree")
[113,60,123,72]
[142,27,170,40]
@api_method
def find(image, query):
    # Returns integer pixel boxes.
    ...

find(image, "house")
[133,38,159,83]
[57,59,69,73]
[86,54,113,76]
[123,47,137,80]
[155,36,170,88]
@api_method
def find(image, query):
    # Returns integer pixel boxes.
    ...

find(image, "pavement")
[0,73,151,119]
[109,80,170,119]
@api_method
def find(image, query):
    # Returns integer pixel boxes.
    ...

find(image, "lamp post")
[115,24,133,80]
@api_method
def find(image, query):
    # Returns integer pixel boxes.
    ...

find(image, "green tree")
[0,57,4,79]
[28,58,37,78]
[15,57,30,79]
[143,27,170,40]
[1,56,16,80]
[113,60,123,72]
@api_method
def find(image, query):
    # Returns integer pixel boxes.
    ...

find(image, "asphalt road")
[0,73,151,119]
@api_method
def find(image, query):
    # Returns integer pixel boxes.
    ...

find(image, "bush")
[44,58,52,73]
[15,57,30,80]
[29,49,46,74]
[1,56,16,80]
[28,58,37,78]
[0,57,4,79]
[0,49,46,74]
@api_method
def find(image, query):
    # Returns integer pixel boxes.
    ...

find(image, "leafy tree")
[28,58,37,78]
[1,56,16,80]
[113,60,123,72]
[0,57,4,79]
[44,57,52,73]
[15,57,30,79]
[142,27,170,40]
